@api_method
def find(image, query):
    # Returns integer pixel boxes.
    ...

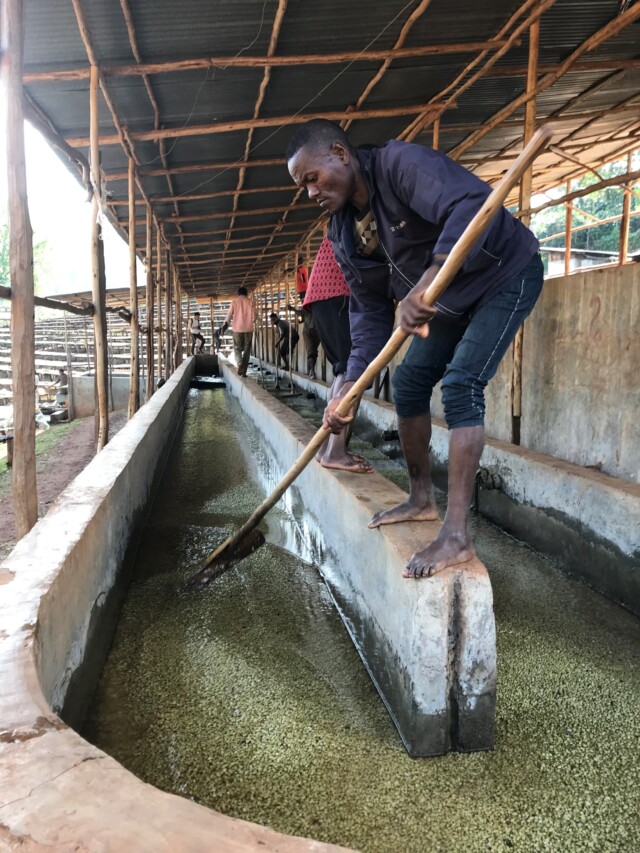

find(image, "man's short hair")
[194,311,200,316]
[286,119,351,162]
[237,286,248,296]
[269,312,278,321]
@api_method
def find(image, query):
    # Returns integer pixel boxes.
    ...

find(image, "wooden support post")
[185,289,191,355]
[164,252,171,379]
[512,16,539,446]
[1,0,37,535]
[90,63,109,450]
[565,179,573,277]
[173,268,183,366]
[156,228,163,381]
[145,205,154,398]
[619,152,633,264]
[127,157,139,417]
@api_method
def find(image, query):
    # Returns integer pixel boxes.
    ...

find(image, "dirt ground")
[0,412,127,561]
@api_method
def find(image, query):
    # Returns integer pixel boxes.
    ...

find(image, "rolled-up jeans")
[392,253,544,428]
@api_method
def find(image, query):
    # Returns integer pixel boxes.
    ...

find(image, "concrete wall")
[522,264,639,482]
[0,357,344,851]
[284,370,640,615]
[72,374,143,418]
[222,362,496,757]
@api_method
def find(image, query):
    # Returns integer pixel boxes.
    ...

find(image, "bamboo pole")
[512,17,539,445]
[145,205,155,398]
[90,63,109,450]
[619,152,633,264]
[1,0,37,536]
[127,157,139,417]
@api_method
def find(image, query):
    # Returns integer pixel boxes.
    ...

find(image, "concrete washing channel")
[0,353,638,850]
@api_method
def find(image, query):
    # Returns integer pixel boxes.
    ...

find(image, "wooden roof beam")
[220,0,289,263]
[104,157,284,182]
[448,1,640,159]
[23,39,515,83]
[65,101,450,147]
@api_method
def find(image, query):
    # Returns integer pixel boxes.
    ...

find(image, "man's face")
[288,142,356,214]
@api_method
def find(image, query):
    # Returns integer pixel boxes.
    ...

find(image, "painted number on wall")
[588,295,602,341]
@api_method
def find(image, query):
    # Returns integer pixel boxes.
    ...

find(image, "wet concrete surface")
[83,386,640,853]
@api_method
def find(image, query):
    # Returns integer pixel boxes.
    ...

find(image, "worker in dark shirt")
[270,313,299,371]
[287,119,544,580]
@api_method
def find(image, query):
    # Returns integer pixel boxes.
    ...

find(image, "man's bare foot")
[320,451,373,473]
[403,531,475,578]
[368,499,439,528]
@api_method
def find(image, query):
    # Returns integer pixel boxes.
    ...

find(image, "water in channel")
[83,384,640,853]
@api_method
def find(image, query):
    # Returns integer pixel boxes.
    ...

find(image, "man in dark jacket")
[287,119,544,580]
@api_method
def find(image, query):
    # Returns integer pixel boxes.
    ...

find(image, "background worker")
[287,293,320,378]
[222,286,255,376]
[189,312,205,354]
[303,236,372,474]
[270,313,299,371]
[287,119,543,579]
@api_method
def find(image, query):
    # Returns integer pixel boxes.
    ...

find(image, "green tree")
[532,153,640,256]
[0,219,50,295]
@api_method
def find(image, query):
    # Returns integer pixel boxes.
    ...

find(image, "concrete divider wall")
[222,363,497,757]
[1,357,346,851]
[277,370,640,615]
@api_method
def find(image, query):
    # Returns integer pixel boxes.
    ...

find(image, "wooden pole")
[564,179,573,277]
[173,269,183,366]
[145,206,155,398]
[156,228,163,382]
[512,16,539,445]
[127,157,139,417]
[619,152,633,264]
[90,62,109,450]
[1,0,37,536]
[432,116,440,150]
[164,252,171,379]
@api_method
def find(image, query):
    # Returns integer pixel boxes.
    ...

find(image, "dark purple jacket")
[327,141,539,382]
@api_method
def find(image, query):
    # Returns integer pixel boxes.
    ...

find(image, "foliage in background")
[0,218,51,296]
[531,152,640,256]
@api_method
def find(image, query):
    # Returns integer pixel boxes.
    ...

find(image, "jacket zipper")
[364,160,417,293]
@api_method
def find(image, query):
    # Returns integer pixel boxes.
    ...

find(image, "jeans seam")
[469,273,526,413]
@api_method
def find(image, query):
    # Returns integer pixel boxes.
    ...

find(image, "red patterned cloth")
[303,237,351,309]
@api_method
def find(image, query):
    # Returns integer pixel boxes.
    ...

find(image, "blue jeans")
[392,253,544,428]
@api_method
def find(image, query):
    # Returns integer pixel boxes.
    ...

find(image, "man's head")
[269,312,279,324]
[194,311,200,318]
[238,286,248,296]
[287,119,366,214]
[58,368,65,375]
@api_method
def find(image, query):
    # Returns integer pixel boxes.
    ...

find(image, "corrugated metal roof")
[21,0,640,297]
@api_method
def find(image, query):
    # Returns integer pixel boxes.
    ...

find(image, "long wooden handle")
[203,125,553,567]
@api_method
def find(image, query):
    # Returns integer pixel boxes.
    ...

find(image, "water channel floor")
[83,387,640,852]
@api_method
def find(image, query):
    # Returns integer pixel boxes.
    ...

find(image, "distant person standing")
[270,313,299,371]
[287,292,320,378]
[189,312,205,354]
[222,287,255,376]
